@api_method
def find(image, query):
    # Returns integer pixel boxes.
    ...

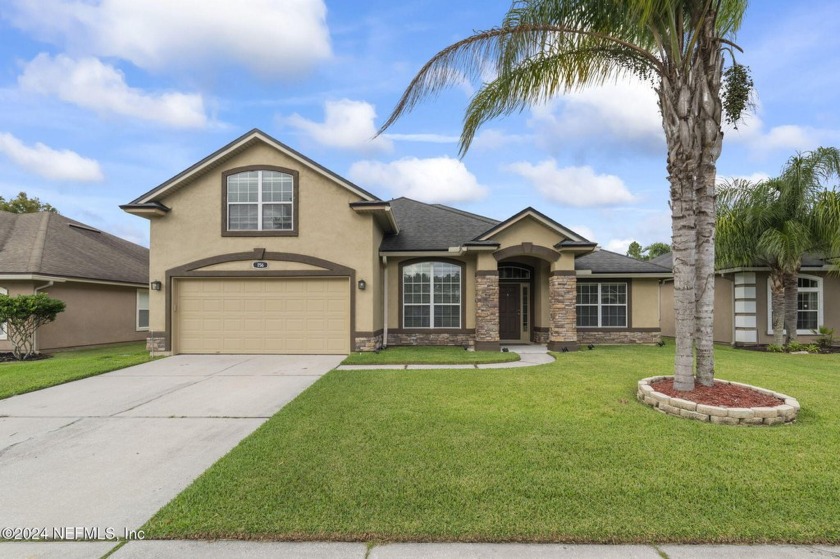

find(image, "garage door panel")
[176,278,350,355]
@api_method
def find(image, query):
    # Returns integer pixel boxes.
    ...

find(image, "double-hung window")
[767,275,822,334]
[403,262,461,328]
[226,169,295,232]
[576,282,628,328]
[136,289,149,331]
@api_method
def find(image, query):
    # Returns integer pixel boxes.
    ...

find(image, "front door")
[499,283,521,340]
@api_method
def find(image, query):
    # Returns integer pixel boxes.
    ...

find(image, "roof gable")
[380,198,498,252]
[129,128,379,205]
[475,207,589,243]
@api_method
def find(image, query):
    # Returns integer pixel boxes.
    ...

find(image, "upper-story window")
[224,168,298,236]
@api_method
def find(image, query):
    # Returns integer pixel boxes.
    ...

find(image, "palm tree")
[717,147,840,346]
[380,0,751,390]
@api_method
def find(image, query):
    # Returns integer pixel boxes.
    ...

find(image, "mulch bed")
[0,352,52,363]
[651,378,783,408]
[736,344,840,354]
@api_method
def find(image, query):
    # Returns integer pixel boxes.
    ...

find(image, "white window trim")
[0,286,6,340]
[226,170,294,232]
[766,274,823,335]
[402,262,462,329]
[576,282,628,328]
[136,289,149,332]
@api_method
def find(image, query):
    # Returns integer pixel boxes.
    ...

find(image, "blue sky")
[0,0,838,252]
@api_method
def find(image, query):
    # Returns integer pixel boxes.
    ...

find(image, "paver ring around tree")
[637,376,800,426]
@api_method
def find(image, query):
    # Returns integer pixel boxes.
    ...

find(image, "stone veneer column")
[475,270,500,351]
[548,271,578,351]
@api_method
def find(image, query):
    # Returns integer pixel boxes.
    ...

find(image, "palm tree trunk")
[660,73,698,392]
[769,271,786,346]
[783,271,799,344]
[693,12,724,387]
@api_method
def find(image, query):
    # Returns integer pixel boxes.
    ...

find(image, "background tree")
[717,147,840,346]
[0,293,66,360]
[627,241,671,261]
[0,192,58,214]
[380,0,751,390]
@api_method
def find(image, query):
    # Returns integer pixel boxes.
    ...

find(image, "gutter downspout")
[33,281,54,353]
[381,255,388,348]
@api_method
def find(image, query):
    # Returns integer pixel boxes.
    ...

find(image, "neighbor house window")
[226,169,294,232]
[136,289,149,331]
[403,262,461,328]
[0,287,6,340]
[576,282,627,328]
[766,274,822,335]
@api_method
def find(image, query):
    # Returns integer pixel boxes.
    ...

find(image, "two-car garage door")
[175,278,350,354]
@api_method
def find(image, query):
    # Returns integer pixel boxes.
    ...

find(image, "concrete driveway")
[0,354,342,545]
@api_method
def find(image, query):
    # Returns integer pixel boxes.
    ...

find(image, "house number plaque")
[253,261,269,269]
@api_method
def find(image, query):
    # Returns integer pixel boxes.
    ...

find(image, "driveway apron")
[0,354,341,539]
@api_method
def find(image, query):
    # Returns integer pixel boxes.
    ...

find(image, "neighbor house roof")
[0,211,148,285]
[650,252,833,273]
[575,250,672,275]
[380,197,500,252]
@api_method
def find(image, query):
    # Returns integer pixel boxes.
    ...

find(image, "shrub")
[813,326,835,349]
[786,341,807,353]
[0,293,66,360]
[767,344,785,353]
[805,343,821,354]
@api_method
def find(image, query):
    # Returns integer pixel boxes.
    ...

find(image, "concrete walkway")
[2,540,837,559]
[337,344,555,371]
[0,354,342,559]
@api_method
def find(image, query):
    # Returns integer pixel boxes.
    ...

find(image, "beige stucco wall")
[146,142,381,335]
[660,276,737,343]
[489,216,564,249]
[631,279,660,328]
[0,280,146,351]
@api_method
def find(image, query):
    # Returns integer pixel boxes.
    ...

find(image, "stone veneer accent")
[637,376,799,425]
[146,334,166,353]
[354,332,384,352]
[386,332,474,348]
[532,327,549,344]
[475,272,500,351]
[548,273,578,351]
[578,330,661,345]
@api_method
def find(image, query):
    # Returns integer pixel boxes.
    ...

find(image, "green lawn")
[145,344,840,543]
[0,342,152,400]
[342,345,521,365]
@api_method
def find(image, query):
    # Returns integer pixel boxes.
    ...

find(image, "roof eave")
[120,203,171,218]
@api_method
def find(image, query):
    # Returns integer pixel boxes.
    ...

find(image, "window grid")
[576,282,628,328]
[403,262,461,329]
[522,285,529,330]
[767,275,822,335]
[227,170,294,231]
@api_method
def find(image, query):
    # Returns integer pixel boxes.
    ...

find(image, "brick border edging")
[637,376,800,426]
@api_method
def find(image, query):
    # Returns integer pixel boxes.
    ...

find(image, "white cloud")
[529,80,663,154]
[505,159,635,207]
[569,225,596,243]
[6,0,331,78]
[471,129,529,151]
[19,54,207,128]
[383,133,460,144]
[0,132,103,182]
[724,108,840,156]
[717,172,771,186]
[348,157,487,203]
[286,99,391,152]
[605,239,636,254]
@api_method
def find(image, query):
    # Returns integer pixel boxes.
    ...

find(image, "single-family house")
[0,211,150,351]
[655,253,840,344]
[122,129,671,355]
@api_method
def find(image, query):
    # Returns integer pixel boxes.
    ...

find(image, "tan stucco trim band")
[0,274,146,288]
[475,270,499,277]
[550,270,577,277]
[494,243,559,263]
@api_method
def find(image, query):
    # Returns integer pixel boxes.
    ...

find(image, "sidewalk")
[336,344,555,371]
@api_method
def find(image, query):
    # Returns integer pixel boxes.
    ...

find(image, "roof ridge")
[595,248,673,271]
[431,203,499,225]
[26,212,51,273]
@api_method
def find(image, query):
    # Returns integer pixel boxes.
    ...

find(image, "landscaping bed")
[0,352,52,363]
[342,345,520,365]
[145,344,840,543]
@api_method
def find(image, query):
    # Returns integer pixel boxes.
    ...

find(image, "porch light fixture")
[357,279,366,290]
[150,280,162,291]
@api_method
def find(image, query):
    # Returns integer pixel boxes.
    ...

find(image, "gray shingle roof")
[380,198,499,252]
[649,252,672,270]
[0,211,148,285]
[575,249,672,274]
[651,252,832,272]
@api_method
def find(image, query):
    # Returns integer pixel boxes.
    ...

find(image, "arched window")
[402,261,462,328]
[499,264,531,280]
[225,168,297,234]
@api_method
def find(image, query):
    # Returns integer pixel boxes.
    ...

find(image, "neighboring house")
[0,211,149,352]
[122,129,671,356]
[655,253,839,345]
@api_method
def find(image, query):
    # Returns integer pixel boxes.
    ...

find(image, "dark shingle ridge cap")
[130,128,380,205]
